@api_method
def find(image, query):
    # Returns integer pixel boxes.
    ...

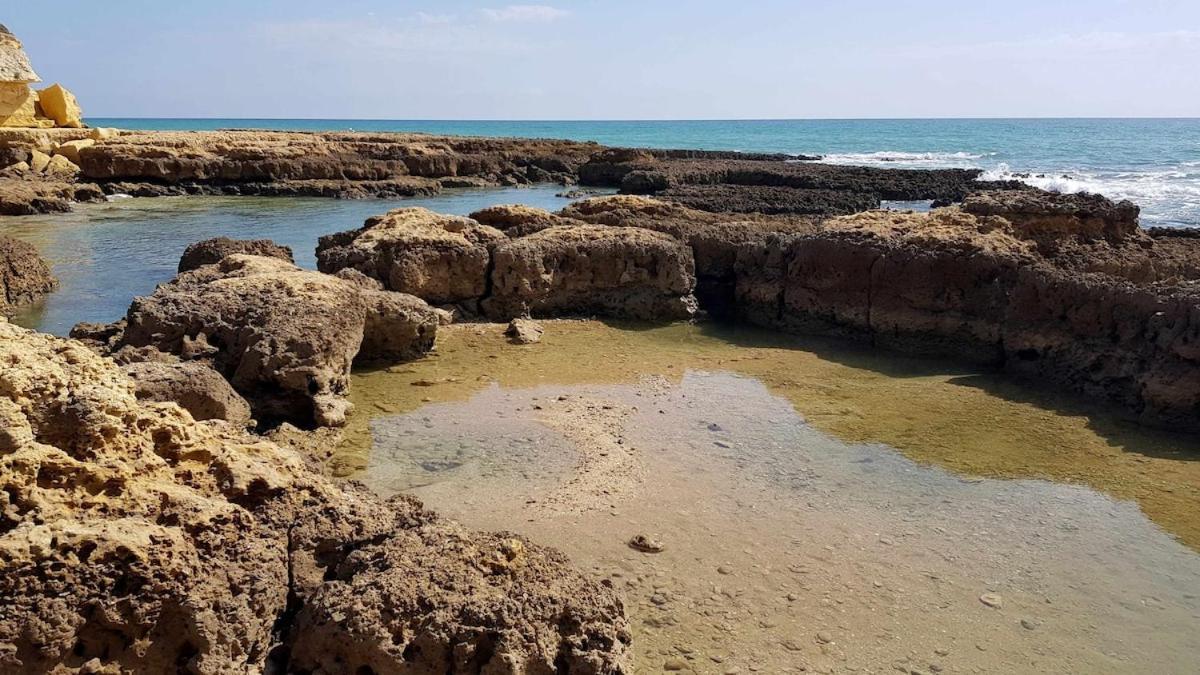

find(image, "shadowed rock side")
[556,192,1200,431]
[485,225,697,321]
[178,236,294,273]
[74,254,440,428]
[317,207,699,321]
[577,148,1029,213]
[0,320,632,674]
[122,359,254,427]
[0,235,56,315]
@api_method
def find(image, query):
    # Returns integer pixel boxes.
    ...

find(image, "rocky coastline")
[2,124,1199,673]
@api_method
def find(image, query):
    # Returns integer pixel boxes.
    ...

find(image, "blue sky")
[7,1,1200,119]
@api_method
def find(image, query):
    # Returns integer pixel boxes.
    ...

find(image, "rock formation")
[0,26,84,129]
[87,254,440,428]
[556,192,1200,431]
[577,149,1027,213]
[178,236,295,272]
[318,207,699,321]
[484,224,697,321]
[0,235,56,315]
[74,130,598,193]
[0,319,632,673]
[317,207,506,306]
[122,359,254,427]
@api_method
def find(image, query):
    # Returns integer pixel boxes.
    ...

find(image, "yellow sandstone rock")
[44,153,79,176]
[36,83,83,128]
[89,126,118,141]
[29,148,49,172]
[3,160,29,173]
[53,137,93,165]
[0,81,38,127]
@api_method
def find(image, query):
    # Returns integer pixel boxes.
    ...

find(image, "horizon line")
[84,116,1200,123]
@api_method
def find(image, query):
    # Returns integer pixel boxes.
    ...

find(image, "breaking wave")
[813,150,1200,228]
[819,151,992,168]
[979,163,1200,228]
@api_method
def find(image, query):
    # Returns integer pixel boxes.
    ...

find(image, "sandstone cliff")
[0,26,84,129]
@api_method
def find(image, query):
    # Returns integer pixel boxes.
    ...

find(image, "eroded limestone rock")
[484,224,698,321]
[122,359,253,427]
[0,235,55,315]
[506,318,545,344]
[317,207,506,306]
[114,254,439,427]
[178,236,294,273]
[0,320,632,673]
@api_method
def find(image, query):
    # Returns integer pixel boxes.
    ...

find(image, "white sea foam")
[819,151,991,168]
[979,163,1200,227]
[105,193,134,201]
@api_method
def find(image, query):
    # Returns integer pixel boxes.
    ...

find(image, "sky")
[6,1,1200,119]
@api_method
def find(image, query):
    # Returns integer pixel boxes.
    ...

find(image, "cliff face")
[0,26,83,129]
[0,25,38,83]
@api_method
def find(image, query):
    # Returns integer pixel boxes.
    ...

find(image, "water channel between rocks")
[344,321,1200,674]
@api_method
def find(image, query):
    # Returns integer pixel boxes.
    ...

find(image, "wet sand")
[342,321,1200,551]
[355,370,1200,673]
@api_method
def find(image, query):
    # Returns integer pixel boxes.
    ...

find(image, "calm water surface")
[1,185,577,335]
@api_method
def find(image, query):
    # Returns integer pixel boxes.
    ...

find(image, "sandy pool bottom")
[339,321,1200,673]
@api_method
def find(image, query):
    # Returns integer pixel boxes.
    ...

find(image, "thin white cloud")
[898,30,1200,60]
[481,5,569,23]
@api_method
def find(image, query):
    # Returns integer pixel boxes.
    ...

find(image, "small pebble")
[979,592,1003,608]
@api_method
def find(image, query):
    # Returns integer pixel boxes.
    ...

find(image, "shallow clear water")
[91,118,1200,227]
[359,371,1200,673]
[0,185,578,335]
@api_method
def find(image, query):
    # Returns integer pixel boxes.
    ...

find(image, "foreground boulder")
[122,359,253,427]
[0,235,55,315]
[106,254,440,427]
[178,236,294,272]
[0,320,632,673]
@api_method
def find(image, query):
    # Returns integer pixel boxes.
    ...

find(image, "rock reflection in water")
[363,372,1200,674]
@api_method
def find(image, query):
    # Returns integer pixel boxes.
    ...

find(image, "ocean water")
[90,118,1200,228]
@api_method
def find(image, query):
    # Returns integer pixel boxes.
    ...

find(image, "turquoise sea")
[90,118,1200,228]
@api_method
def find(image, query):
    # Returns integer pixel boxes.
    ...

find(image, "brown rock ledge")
[78,254,441,428]
[0,235,56,314]
[477,192,1200,431]
[317,207,699,322]
[0,320,631,673]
